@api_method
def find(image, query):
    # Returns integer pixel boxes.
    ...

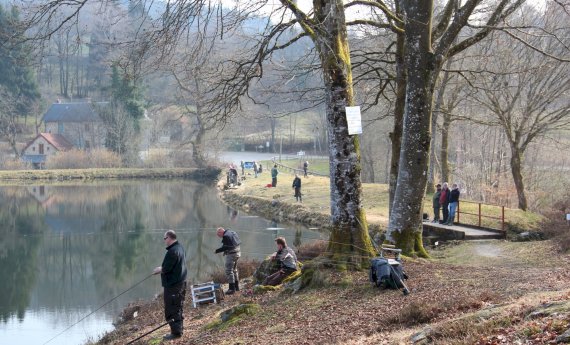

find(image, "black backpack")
[369,255,410,295]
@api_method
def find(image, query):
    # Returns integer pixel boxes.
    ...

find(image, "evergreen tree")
[0,5,40,114]
[109,64,145,122]
[100,65,142,160]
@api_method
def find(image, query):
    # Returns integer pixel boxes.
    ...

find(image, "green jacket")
[271,167,278,178]
[432,190,441,208]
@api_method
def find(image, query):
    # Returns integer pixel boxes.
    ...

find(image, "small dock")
[422,221,506,241]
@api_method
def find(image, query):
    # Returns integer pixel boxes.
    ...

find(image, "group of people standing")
[153,228,298,341]
[432,182,460,225]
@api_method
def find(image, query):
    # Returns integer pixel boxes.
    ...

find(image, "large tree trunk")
[191,124,207,167]
[389,28,406,216]
[313,0,375,265]
[509,145,528,211]
[386,0,434,257]
[440,111,451,183]
[427,62,451,193]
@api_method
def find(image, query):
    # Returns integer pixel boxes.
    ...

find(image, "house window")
[85,123,90,132]
[58,122,64,134]
[39,144,44,154]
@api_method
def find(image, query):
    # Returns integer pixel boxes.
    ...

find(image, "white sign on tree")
[346,106,362,135]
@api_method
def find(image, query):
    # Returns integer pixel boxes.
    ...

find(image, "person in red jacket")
[439,182,450,224]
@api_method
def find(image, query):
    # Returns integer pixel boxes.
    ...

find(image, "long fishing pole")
[125,319,174,345]
[42,273,155,345]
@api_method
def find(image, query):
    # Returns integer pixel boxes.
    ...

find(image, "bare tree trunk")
[312,0,375,264]
[427,61,452,193]
[509,145,528,211]
[191,127,206,167]
[270,117,276,153]
[440,111,451,183]
[386,0,434,257]
[389,28,406,216]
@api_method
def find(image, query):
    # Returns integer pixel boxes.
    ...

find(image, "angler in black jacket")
[292,174,302,202]
[215,227,241,294]
[153,230,187,340]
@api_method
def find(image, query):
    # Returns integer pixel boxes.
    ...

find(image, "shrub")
[140,149,172,168]
[296,240,328,261]
[89,149,122,168]
[208,258,261,284]
[45,149,88,169]
[45,149,122,169]
[0,157,31,170]
[542,197,570,251]
[392,301,439,326]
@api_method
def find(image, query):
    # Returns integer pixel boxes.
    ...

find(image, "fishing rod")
[125,319,174,345]
[42,273,155,345]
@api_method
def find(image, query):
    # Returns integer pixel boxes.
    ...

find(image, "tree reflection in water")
[0,180,325,344]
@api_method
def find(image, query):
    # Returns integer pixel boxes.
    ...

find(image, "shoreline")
[216,175,386,235]
[0,167,222,184]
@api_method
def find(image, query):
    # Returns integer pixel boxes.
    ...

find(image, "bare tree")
[0,86,23,157]
[468,28,570,210]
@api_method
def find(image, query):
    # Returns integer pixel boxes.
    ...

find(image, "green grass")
[262,157,330,175]
[425,193,543,232]
[235,172,541,232]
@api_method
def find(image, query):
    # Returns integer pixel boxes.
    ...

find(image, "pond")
[0,180,326,345]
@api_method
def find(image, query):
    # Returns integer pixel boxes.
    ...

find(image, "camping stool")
[380,245,402,261]
[190,281,217,308]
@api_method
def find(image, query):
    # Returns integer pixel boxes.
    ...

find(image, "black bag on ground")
[369,257,407,289]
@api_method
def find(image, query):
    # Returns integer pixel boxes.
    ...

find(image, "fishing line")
[41,273,155,345]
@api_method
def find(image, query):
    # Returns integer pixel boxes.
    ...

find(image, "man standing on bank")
[446,183,461,226]
[432,184,442,223]
[153,230,187,341]
[292,174,302,202]
[271,164,279,187]
[215,227,241,295]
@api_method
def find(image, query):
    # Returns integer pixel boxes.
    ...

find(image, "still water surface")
[0,180,325,345]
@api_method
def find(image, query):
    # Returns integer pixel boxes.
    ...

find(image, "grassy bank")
[223,171,541,234]
[0,167,221,184]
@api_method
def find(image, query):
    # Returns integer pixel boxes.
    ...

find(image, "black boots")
[226,280,240,294]
[225,283,236,295]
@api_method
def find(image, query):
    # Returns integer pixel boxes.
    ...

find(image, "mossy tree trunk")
[307,0,376,265]
[386,0,434,258]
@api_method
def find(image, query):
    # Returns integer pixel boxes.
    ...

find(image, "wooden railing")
[456,200,505,232]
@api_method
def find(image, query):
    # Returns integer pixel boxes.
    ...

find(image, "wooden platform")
[422,221,505,241]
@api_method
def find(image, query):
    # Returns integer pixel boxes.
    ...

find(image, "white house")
[21,133,74,168]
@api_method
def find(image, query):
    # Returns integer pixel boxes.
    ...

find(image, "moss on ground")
[206,303,261,331]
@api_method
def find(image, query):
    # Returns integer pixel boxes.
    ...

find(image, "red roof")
[22,133,74,154]
[40,133,74,151]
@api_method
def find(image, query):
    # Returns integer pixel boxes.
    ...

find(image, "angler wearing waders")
[153,230,187,340]
[215,227,241,295]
